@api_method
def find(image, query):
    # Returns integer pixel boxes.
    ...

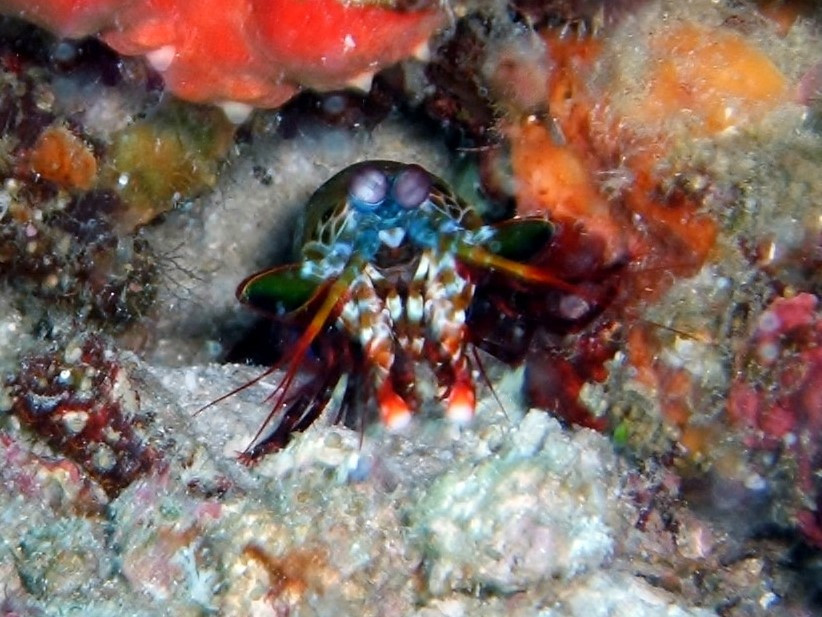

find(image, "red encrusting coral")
[6,336,156,497]
[0,0,443,110]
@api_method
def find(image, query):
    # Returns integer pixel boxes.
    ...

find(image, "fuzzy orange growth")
[678,424,713,458]
[626,323,709,452]
[543,35,602,127]
[511,122,602,218]
[29,127,97,190]
[514,30,726,451]
[540,34,611,162]
[514,29,722,278]
[510,120,625,263]
[643,23,789,134]
[624,151,719,276]
[626,325,659,390]
[510,36,636,263]
[660,368,695,427]
[662,370,717,460]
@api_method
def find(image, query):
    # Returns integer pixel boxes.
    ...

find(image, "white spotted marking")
[346,71,374,92]
[343,34,356,52]
[407,293,424,324]
[218,101,254,124]
[146,45,175,71]
[387,292,403,323]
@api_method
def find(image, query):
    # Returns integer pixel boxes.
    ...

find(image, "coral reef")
[728,293,822,546]
[0,180,158,323]
[0,0,821,615]
[414,0,822,575]
[0,22,237,327]
[412,412,621,595]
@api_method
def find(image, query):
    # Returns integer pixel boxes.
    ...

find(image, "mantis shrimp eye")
[349,166,388,211]
[392,164,431,209]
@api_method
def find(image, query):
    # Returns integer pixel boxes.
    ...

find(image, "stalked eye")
[348,166,388,211]
[392,164,431,209]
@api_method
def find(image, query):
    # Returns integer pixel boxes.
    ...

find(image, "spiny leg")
[238,357,346,464]
[385,250,434,408]
[425,250,477,423]
[241,270,357,459]
[403,251,430,360]
[337,265,411,430]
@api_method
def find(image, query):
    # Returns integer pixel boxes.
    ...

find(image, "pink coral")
[728,293,822,546]
[0,0,442,116]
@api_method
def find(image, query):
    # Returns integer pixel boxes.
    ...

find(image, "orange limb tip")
[377,382,412,431]
[446,379,476,425]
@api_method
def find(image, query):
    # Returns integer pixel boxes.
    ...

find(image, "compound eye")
[348,166,388,211]
[392,164,431,209]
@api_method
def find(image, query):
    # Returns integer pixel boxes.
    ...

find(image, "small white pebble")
[759,592,779,609]
[146,44,176,72]
[757,311,780,334]
[757,342,779,363]
[559,295,590,320]
[184,369,197,392]
[62,410,89,435]
[219,101,253,124]
[64,345,82,363]
[744,473,767,491]
[783,432,797,447]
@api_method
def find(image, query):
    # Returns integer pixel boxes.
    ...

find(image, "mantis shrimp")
[212,160,615,462]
